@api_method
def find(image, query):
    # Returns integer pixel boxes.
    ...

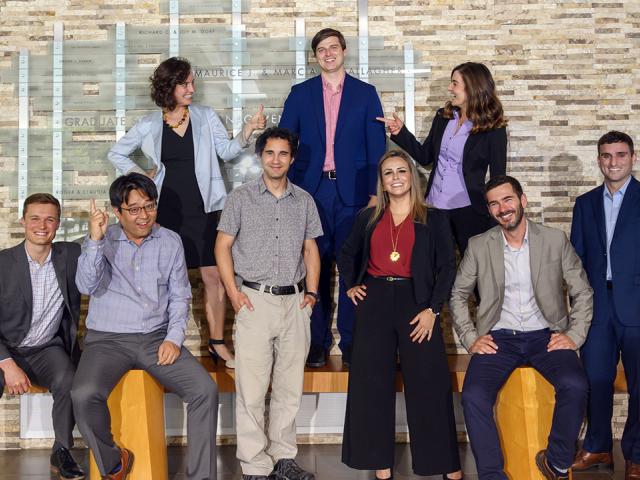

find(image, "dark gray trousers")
[71,329,218,480]
[8,337,76,453]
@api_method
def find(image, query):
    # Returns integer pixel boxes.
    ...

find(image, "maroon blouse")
[366,208,415,278]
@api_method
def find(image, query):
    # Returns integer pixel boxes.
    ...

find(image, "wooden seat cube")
[496,367,573,480]
[88,370,168,480]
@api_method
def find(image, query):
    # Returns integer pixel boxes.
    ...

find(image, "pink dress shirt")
[322,75,344,172]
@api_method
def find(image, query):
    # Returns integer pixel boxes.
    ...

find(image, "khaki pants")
[234,285,311,475]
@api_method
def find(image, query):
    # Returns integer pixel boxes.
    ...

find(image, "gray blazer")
[107,104,247,212]
[0,242,81,395]
[450,220,593,351]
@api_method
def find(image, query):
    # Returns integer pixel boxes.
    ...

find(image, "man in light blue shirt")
[72,173,218,480]
[571,131,640,478]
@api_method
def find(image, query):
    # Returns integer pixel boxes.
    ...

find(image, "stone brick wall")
[1,0,637,448]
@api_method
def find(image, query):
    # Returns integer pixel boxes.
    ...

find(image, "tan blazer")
[450,220,593,351]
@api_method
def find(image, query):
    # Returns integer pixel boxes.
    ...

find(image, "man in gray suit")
[450,175,593,480]
[0,193,84,479]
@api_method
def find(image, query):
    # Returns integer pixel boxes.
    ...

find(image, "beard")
[495,205,524,231]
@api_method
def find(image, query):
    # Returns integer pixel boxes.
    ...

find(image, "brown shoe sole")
[104,449,135,480]
[535,452,568,480]
[49,465,86,480]
[572,461,614,471]
[121,449,135,479]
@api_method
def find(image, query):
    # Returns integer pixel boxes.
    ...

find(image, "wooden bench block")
[88,370,168,480]
[496,367,573,480]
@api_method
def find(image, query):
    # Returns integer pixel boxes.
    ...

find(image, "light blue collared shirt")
[76,223,192,347]
[493,221,548,332]
[603,175,632,280]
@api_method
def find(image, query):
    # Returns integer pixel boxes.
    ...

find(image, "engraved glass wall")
[0,20,430,240]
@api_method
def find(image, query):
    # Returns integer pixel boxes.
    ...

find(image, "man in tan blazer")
[450,175,593,480]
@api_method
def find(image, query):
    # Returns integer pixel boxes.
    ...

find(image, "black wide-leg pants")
[342,277,460,476]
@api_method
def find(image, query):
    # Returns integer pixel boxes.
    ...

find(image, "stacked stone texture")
[0,0,637,447]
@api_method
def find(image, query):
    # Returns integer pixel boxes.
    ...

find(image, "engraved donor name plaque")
[1,18,430,240]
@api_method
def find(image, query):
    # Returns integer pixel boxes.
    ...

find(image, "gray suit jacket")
[0,241,81,363]
[450,220,593,351]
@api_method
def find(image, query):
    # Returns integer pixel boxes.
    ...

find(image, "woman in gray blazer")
[108,57,265,368]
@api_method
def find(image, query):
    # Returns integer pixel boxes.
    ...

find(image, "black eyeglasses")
[120,202,157,216]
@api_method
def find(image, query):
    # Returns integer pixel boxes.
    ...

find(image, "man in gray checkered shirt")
[0,193,84,480]
[216,127,322,480]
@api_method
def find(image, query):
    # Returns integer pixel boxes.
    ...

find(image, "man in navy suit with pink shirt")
[280,28,386,368]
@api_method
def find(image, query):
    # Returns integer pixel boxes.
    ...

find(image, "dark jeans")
[462,329,588,479]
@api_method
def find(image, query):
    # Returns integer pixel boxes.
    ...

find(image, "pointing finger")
[90,198,96,214]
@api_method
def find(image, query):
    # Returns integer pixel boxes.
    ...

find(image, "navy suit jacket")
[570,176,640,326]
[279,74,386,207]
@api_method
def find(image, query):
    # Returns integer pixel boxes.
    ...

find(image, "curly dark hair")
[149,57,192,110]
[442,62,508,134]
[255,127,299,158]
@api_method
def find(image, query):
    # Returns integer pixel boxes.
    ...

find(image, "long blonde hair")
[367,150,427,229]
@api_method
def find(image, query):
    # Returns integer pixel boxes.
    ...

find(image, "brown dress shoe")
[571,448,614,470]
[103,448,134,480]
[535,450,569,480]
[627,460,640,479]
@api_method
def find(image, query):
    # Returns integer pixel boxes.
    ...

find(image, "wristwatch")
[305,291,319,300]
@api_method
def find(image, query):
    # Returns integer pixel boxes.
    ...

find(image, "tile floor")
[0,443,626,479]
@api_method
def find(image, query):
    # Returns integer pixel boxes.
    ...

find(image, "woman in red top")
[338,150,462,479]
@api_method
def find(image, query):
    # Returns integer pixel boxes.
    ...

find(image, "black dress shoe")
[50,447,85,480]
[272,458,315,479]
[306,344,326,368]
[341,344,352,368]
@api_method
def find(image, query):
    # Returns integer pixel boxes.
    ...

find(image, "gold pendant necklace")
[163,106,189,129]
[389,212,406,262]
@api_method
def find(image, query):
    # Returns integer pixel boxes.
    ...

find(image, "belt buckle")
[385,276,395,282]
[268,285,278,295]
[328,170,337,180]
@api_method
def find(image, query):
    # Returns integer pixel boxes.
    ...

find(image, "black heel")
[208,339,235,368]
[208,339,224,365]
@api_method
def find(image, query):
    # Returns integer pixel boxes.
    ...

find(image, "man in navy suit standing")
[570,131,640,479]
[280,28,386,367]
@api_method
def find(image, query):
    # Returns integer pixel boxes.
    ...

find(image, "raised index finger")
[375,116,392,124]
[90,198,96,214]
